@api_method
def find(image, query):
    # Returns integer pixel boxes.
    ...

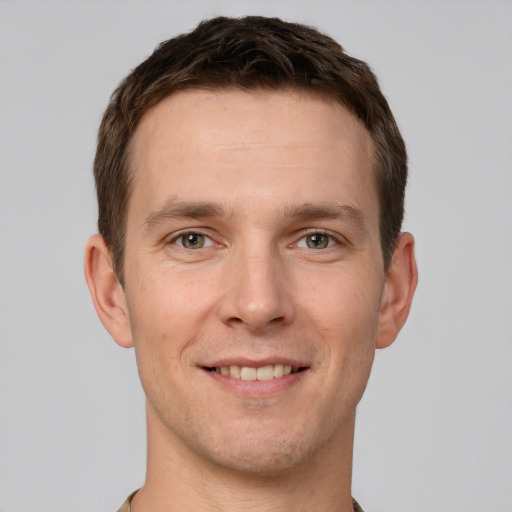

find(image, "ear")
[84,234,134,348]
[376,232,418,349]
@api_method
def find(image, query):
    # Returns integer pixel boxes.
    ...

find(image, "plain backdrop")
[1,1,511,511]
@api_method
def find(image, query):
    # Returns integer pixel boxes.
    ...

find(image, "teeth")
[240,367,257,380]
[229,365,241,378]
[216,364,302,380]
[256,365,274,381]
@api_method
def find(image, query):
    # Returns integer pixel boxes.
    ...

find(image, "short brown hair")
[94,16,407,284]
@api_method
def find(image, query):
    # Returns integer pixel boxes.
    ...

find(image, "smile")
[205,364,308,380]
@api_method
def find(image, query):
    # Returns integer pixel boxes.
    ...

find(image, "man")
[84,16,417,512]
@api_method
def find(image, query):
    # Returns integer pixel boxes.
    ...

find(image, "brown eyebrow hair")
[283,202,367,228]
[143,199,229,230]
[143,199,367,232]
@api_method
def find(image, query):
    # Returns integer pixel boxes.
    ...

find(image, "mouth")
[203,364,309,381]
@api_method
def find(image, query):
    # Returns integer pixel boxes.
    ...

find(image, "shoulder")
[117,490,139,512]
[352,497,365,512]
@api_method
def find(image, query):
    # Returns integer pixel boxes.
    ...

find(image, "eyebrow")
[283,203,366,227]
[143,199,229,230]
[143,199,367,232]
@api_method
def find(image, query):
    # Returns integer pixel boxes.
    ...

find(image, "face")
[122,89,386,474]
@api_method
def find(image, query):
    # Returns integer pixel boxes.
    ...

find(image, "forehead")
[128,89,377,224]
[133,88,372,159]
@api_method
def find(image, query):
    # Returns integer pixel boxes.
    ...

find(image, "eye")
[173,232,214,249]
[297,232,337,249]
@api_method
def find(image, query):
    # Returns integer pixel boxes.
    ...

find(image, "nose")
[218,245,295,333]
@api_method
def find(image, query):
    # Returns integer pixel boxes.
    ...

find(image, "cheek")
[305,269,381,389]
[306,267,382,338]
[125,262,221,379]
[128,260,217,335]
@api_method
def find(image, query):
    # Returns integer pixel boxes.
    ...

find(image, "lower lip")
[203,369,309,398]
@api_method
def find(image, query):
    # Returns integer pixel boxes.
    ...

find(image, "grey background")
[1,1,511,511]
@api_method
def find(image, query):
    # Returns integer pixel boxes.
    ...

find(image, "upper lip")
[202,357,310,368]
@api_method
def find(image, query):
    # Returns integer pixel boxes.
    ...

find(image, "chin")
[197,427,327,478]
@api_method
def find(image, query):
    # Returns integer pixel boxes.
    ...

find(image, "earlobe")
[84,234,134,348]
[376,232,418,349]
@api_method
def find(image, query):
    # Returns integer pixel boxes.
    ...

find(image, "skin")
[85,89,417,511]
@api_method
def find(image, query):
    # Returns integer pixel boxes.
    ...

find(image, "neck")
[131,404,356,512]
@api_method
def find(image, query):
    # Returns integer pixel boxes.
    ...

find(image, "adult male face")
[85,87,417,482]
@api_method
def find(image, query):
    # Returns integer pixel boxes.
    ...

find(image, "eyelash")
[169,231,216,249]
[294,230,341,250]
[167,229,342,251]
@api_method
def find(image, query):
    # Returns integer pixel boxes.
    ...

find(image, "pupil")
[184,233,203,249]
[307,234,328,249]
